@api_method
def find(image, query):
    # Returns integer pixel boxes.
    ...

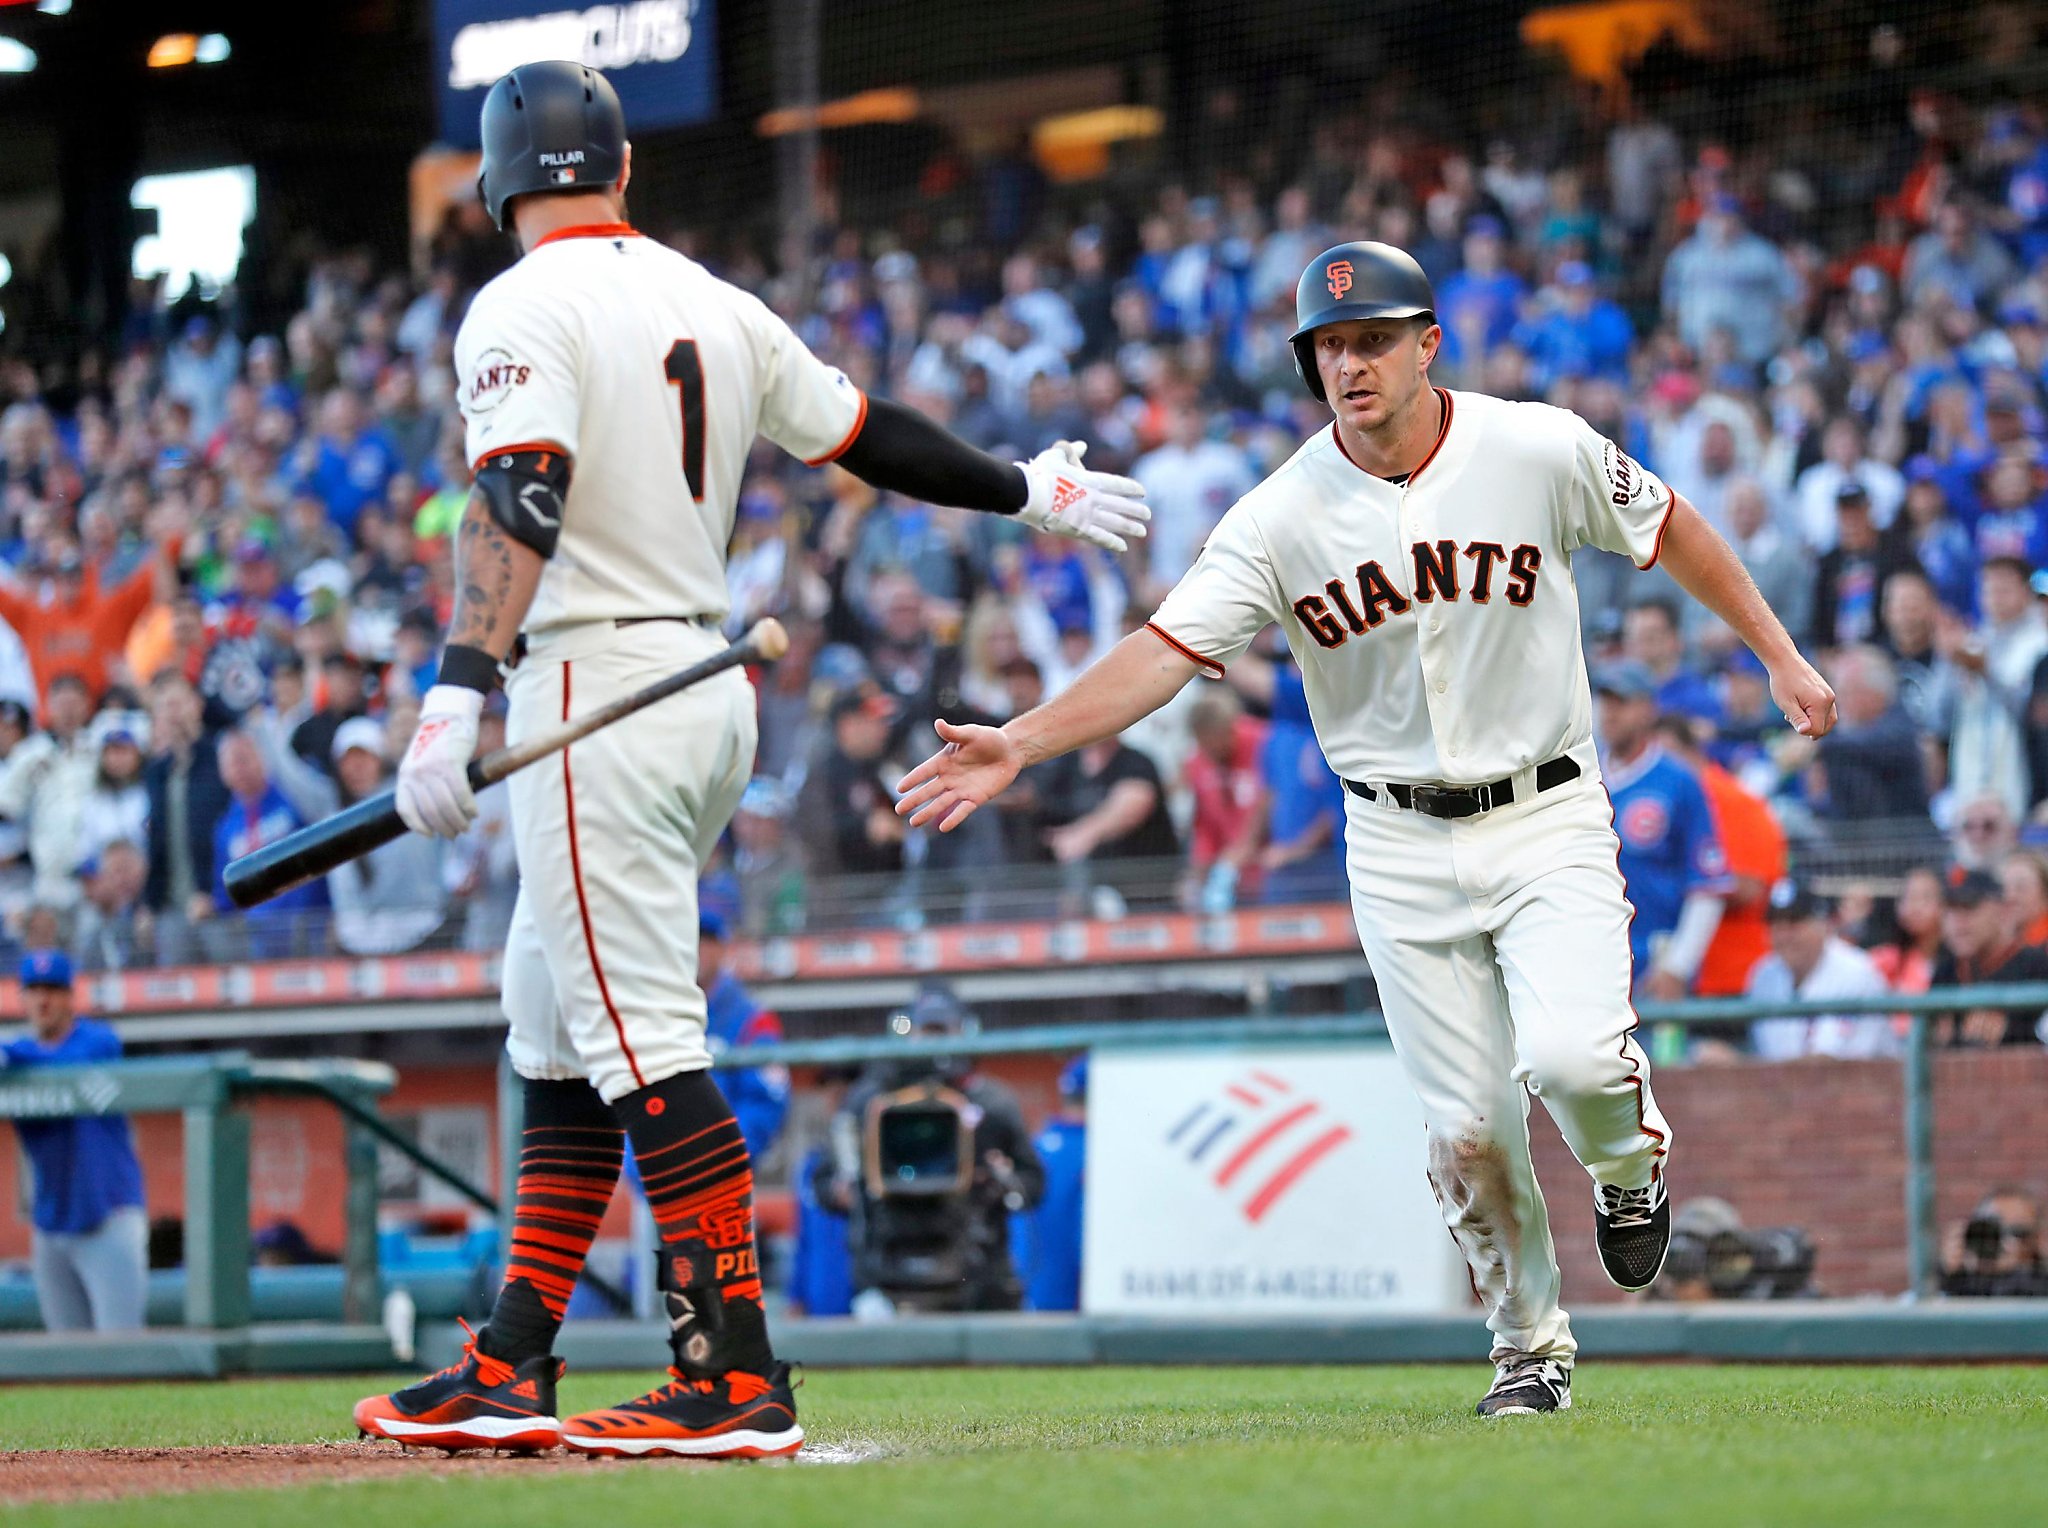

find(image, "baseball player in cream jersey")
[897,242,1836,1418]
[355,61,1145,1458]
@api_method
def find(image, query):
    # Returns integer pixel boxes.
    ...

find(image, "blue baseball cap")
[1593,660,1659,700]
[1059,1054,1089,1101]
[699,910,729,943]
[19,950,73,989]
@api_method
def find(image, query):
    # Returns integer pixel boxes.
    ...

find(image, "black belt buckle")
[1410,784,1481,819]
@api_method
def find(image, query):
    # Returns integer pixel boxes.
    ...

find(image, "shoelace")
[1600,1184,1658,1231]
[1492,1357,1566,1396]
[644,1367,774,1406]
[427,1319,515,1389]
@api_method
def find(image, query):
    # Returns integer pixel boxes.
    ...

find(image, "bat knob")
[751,617,790,662]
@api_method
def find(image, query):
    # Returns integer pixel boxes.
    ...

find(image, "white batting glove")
[1015,441,1150,553]
[396,685,482,839]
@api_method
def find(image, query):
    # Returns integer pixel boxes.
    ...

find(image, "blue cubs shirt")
[1604,745,1730,972]
[1,1019,146,1235]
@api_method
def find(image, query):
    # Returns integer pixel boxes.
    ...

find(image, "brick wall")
[1528,1049,2048,1303]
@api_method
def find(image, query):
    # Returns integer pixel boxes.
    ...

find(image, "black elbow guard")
[474,447,571,558]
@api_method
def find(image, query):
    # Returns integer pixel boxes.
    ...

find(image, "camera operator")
[815,983,1044,1313]
[1940,1189,2048,1297]
[1647,1196,1817,1302]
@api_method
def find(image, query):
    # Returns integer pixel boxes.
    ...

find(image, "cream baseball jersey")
[1148,389,1673,783]
[454,223,866,632]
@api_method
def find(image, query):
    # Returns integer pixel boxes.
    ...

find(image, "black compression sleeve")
[833,396,1028,512]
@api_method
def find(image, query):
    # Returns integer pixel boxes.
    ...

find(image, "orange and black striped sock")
[480,1078,624,1364]
[616,1068,774,1376]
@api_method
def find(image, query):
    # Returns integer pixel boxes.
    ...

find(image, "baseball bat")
[223,618,789,910]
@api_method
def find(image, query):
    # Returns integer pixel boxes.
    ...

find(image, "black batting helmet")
[1289,242,1437,402]
[477,60,628,231]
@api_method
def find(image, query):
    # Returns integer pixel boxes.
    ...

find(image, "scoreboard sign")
[433,0,719,147]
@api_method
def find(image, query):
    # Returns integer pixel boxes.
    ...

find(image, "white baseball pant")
[500,620,756,1103]
[1342,741,1670,1365]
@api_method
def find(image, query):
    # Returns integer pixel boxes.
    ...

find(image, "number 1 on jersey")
[664,339,706,502]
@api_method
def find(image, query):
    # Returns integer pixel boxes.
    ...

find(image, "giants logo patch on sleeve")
[465,346,533,413]
[1601,440,1658,508]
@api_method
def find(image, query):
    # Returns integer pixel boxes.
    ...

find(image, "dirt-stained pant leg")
[1459,767,1672,1191]
[503,623,757,1104]
[1343,792,1576,1365]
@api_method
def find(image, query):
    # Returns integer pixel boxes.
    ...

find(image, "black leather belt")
[616,615,719,629]
[1344,756,1581,819]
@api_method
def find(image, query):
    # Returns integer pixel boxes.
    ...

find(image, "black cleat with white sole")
[1594,1176,1671,1290]
[1476,1357,1572,1417]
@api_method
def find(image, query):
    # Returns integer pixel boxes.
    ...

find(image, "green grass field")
[3,1365,2045,1526]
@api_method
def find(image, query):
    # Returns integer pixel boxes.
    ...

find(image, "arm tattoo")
[449,489,541,657]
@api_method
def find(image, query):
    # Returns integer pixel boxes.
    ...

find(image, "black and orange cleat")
[560,1361,803,1459]
[354,1321,565,1452]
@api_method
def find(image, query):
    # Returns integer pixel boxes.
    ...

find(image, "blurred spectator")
[1903,201,2019,312]
[162,316,241,442]
[1747,881,1897,1060]
[1,951,148,1331]
[1713,482,1813,649]
[324,717,443,955]
[0,540,174,706]
[1880,571,1957,737]
[1038,733,1181,914]
[1815,646,1931,825]
[1883,466,1976,617]
[1018,1054,1087,1313]
[1660,198,1798,367]
[1939,1188,2048,1297]
[697,911,790,1165]
[728,776,805,937]
[1624,602,1719,722]
[1658,717,1784,999]
[292,389,398,538]
[2002,850,2048,948]
[1810,484,1917,652]
[1794,417,1905,554]
[1953,792,2020,871]
[75,715,148,869]
[1180,687,1265,907]
[141,671,229,967]
[1436,217,1525,367]
[0,674,102,908]
[1133,401,1255,592]
[72,839,152,973]
[1246,655,1346,906]
[800,687,906,881]
[213,727,325,958]
[1596,664,1728,999]
[1511,261,1632,389]
[1929,867,2048,1047]
[289,652,370,778]
[1946,557,2046,820]
[1869,865,1947,993]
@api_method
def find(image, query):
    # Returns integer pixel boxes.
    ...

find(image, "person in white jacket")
[0,676,101,910]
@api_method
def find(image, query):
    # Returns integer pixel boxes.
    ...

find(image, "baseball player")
[353,60,1145,1458]
[897,242,1836,1417]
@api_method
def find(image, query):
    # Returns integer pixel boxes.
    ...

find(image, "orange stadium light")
[147,32,197,67]
[757,88,920,138]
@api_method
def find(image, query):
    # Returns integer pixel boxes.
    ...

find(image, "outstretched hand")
[895,719,1024,832]
[1771,654,1838,739]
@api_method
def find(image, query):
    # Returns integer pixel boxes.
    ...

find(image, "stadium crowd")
[1,40,2047,1054]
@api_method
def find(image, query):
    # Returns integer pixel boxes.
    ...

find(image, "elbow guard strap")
[474,447,571,558]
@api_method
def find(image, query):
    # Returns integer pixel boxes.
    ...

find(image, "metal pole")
[340,1104,384,1326]
[775,0,821,296]
[1903,1013,1936,1301]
